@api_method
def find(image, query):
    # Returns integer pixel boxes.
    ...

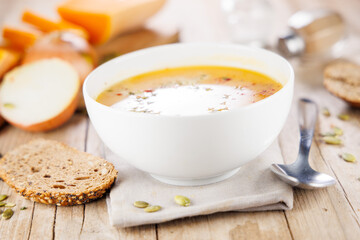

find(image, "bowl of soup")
[83,43,294,186]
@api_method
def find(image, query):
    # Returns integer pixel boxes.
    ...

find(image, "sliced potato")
[0,58,80,132]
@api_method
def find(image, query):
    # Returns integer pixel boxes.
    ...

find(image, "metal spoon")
[270,98,336,189]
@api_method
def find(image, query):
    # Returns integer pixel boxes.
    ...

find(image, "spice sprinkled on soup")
[96,66,282,116]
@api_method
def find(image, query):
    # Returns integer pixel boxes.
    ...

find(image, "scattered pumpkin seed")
[338,114,350,121]
[3,103,15,109]
[5,203,15,208]
[320,132,336,137]
[323,136,342,145]
[0,195,8,201]
[332,126,343,136]
[340,153,356,163]
[144,205,161,213]
[174,195,191,207]
[322,108,331,117]
[20,207,27,210]
[0,202,6,207]
[133,201,149,208]
[2,208,13,220]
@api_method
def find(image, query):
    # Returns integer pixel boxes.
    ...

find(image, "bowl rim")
[83,42,294,119]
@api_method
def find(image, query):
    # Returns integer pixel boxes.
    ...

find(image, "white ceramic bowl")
[84,43,294,186]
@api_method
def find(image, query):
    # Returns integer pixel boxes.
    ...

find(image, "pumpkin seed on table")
[174,195,191,207]
[323,136,342,145]
[340,153,356,163]
[0,194,8,201]
[332,126,343,136]
[133,201,149,208]
[2,208,13,220]
[338,114,350,121]
[320,132,336,137]
[144,205,161,213]
[322,108,331,117]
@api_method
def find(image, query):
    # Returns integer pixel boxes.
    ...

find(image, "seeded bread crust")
[0,139,118,206]
[323,60,360,107]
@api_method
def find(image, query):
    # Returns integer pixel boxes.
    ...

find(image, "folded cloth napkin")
[106,139,293,227]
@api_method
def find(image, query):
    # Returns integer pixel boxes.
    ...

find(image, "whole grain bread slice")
[323,60,360,107]
[0,139,118,206]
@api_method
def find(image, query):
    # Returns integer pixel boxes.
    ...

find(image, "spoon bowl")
[271,163,336,189]
[271,98,336,189]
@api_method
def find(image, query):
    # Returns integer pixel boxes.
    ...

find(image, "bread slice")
[0,139,118,206]
[323,60,360,107]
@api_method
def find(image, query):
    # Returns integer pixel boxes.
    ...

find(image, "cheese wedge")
[2,26,42,50]
[57,0,166,44]
[22,10,89,39]
[0,58,80,132]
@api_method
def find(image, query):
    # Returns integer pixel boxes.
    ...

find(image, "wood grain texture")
[0,0,360,239]
[158,211,292,240]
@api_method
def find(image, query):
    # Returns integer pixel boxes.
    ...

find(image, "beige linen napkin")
[106,139,293,227]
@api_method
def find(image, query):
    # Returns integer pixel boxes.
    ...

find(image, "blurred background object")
[277,9,346,63]
[221,0,274,47]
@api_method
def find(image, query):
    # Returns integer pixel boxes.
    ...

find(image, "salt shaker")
[277,9,346,60]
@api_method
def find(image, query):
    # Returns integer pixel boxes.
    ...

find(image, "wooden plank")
[79,123,157,240]
[158,211,292,240]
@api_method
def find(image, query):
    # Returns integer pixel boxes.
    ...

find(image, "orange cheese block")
[57,0,166,44]
[0,48,21,79]
[22,10,89,39]
[2,26,42,50]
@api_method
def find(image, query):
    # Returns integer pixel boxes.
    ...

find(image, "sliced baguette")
[323,60,360,107]
[0,58,80,131]
[0,139,118,206]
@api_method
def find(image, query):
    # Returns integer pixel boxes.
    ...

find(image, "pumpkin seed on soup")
[323,136,342,145]
[174,195,191,207]
[5,202,15,208]
[2,208,13,220]
[0,202,6,207]
[0,195,8,201]
[144,205,161,213]
[340,153,356,163]
[133,201,149,208]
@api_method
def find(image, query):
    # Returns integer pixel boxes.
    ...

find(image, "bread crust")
[0,139,118,206]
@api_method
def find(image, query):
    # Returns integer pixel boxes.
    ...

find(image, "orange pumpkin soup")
[96,66,282,115]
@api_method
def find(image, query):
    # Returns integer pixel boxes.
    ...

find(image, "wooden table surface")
[1,0,360,239]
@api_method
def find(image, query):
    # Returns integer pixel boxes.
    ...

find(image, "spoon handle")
[297,98,318,161]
